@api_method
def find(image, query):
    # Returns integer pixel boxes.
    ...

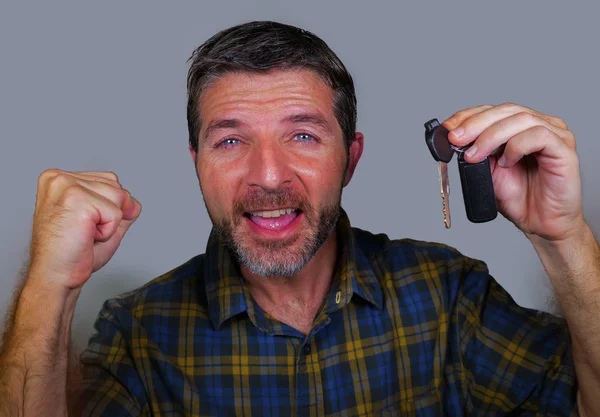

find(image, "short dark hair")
[186,21,357,154]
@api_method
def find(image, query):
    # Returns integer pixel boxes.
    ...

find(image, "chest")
[138,301,451,416]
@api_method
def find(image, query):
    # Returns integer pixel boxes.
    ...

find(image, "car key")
[456,148,498,223]
[424,119,454,228]
[424,118,498,226]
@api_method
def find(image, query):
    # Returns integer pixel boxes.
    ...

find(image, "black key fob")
[457,150,498,223]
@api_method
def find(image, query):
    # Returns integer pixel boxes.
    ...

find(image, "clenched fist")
[28,169,142,290]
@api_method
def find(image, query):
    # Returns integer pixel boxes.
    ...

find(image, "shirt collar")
[203,208,384,330]
[331,209,384,311]
[203,230,249,330]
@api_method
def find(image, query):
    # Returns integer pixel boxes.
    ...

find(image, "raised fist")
[28,169,142,290]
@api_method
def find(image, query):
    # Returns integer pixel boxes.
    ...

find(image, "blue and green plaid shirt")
[77,209,577,416]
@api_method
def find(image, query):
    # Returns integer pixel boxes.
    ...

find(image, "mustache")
[232,188,312,215]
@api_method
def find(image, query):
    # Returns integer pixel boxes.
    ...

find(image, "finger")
[75,171,120,182]
[38,170,140,223]
[73,179,141,221]
[87,192,125,243]
[107,212,140,246]
[37,170,122,201]
[73,171,123,189]
[546,115,568,130]
[442,105,493,130]
[70,173,142,218]
[447,102,569,147]
[37,168,66,193]
[75,187,141,243]
[463,112,573,163]
[497,125,571,169]
[56,183,125,243]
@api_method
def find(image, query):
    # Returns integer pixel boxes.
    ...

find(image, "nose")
[246,140,293,191]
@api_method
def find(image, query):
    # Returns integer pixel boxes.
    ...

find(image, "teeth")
[251,208,296,218]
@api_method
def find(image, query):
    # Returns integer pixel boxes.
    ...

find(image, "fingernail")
[465,145,478,158]
[450,127,464,138]
[498,154,506,167]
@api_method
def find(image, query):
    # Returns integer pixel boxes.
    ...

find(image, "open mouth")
[243,208,302,231]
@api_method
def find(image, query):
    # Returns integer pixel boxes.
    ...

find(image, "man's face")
[190,69,362,276]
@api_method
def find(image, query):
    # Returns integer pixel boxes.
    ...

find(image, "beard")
[206,186,341,277]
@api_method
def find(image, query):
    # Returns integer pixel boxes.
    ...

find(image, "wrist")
[27,259,91,291]
[18,279,81,325]
[24,263,84,301]
[529,220,600,300]
[9,277,81,356]
[526,215,590,249]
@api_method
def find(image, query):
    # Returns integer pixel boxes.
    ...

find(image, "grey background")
[1,2,598,351]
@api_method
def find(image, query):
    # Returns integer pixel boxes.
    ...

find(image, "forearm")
[0,277,81,417]
[530,222,600,416]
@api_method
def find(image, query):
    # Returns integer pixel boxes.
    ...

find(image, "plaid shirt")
[77,209,578,416]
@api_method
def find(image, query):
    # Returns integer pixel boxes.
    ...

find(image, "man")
[0,20,598,416]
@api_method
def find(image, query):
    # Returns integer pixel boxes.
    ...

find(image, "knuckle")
[551,116,568,129]
[454,106,475,117]
[38,168,61,186]
[106,171,119,182]
[514,111,535,123]
[46,172,72,190]
[61,183,85,200]
[565,131,577,149]
[451,109,467,120]
[531,125,552,138]
[504,139,517,154]
[40,168,61,178]
[55,184,86,208]
[98,177,122,190]
[500,102,519,112]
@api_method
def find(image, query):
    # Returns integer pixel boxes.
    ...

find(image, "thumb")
[114,196,142,240]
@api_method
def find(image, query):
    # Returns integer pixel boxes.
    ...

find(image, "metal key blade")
[439,161,451,228]
[425,118,454,229]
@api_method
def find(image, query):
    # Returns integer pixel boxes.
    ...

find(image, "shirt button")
[303,345,311,354]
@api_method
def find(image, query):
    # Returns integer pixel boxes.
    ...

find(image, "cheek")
[293,151,346,196]
[198,156,245,212]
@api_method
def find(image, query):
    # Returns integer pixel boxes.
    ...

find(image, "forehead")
[198,69,336,122]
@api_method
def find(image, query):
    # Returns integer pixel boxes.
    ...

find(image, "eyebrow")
[204,118,244,140]
[203,112,334,141]
[282,113,333,135]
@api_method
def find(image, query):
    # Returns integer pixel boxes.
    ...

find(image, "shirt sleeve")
[452,257,579,416]
[74,300,148,417]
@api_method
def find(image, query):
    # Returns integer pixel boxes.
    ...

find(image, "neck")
[241,232,338,335]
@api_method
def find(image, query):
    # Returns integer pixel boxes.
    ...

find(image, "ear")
[342,132,364,187]
[189,144,197,163]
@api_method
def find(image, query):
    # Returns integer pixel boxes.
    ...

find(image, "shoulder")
[351,226,486,275]
[351,226,492,305]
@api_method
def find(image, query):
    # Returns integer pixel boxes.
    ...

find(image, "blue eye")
[294,133,315,142]
[218,138,241,148]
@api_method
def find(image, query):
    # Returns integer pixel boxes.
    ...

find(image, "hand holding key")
[441,102,584,242]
